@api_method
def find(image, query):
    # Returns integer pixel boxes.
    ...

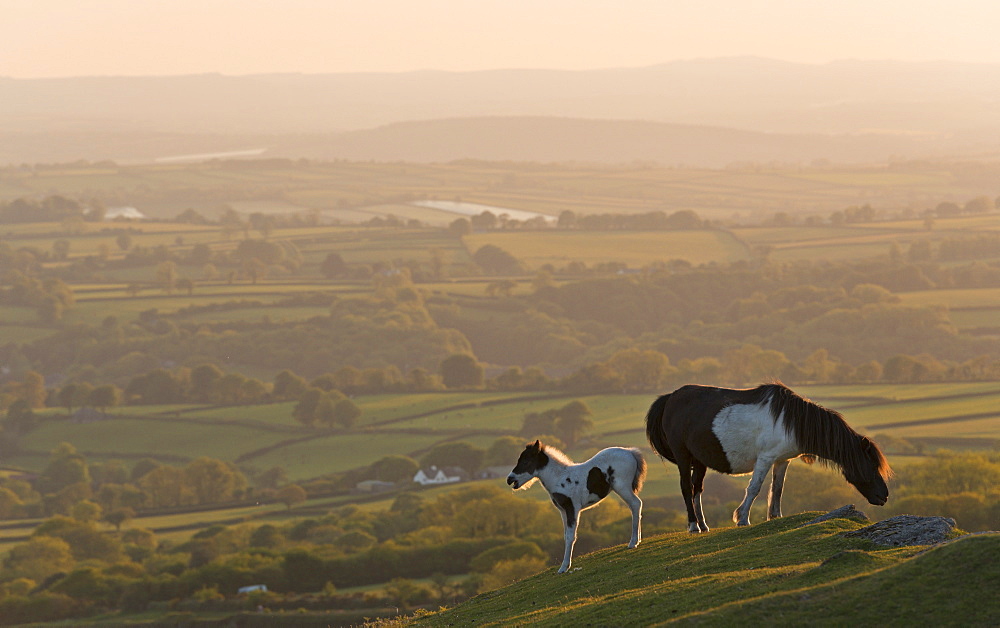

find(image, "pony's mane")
[540,444,574,466]
[755,382,892,480]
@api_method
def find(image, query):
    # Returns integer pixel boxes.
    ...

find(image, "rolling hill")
[4,58,1000,165]
[406,513,998,627]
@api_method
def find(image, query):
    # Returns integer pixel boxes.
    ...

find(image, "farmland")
[1,157,999,625]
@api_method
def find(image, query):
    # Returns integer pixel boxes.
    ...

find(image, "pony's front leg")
[767,459,790,520]
[734,457,773,526]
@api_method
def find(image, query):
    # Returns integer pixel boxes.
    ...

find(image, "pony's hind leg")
[676,454,702,533]
[691,461,710,532]
[767,459,790,520]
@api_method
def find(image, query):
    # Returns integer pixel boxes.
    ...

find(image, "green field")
[463,230,750,268]
[11,384,999,484]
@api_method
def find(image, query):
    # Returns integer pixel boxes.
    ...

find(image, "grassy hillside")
[406,513,997,627]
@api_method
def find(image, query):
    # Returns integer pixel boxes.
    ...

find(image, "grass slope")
[409,513,997,627]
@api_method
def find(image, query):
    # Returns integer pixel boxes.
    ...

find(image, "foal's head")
[507,440,549,490]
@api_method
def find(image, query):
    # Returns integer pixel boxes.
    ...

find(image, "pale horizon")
[4,0,1000,79]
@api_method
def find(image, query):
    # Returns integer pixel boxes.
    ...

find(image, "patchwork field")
[463,230,751,269]
[11,383,998,482]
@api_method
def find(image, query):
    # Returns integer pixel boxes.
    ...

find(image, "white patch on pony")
[711,402,798,474]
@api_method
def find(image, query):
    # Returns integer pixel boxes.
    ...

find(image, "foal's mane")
[755,382,892,480]
[540,443,574,466]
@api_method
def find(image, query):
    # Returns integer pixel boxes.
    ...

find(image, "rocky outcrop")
[802,504,870,526]
[843,514,957,547]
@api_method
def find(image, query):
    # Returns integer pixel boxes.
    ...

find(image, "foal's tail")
[645,393,675,463]
[629,448,647,493]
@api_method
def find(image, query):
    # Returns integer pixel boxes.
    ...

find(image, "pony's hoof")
[628,541,639,549]
[736,520,750,527]
[699,525,710,533]
[557,566,569,574]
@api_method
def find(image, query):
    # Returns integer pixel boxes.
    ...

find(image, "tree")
[52,239,70,261]
[155,261,178,294]
[276,484,307,510]
[473,244,521,274]
[607,348,674,392]
[184,457,246,504]
[293,388,324,426]
[447,218,472,237]
[71,499,102,523]
[553,400,594,447]
[176,277,194,296]
[484,437,526,468]
[332,398,362,429]
[190,363,224,402]
[320,252,349,278]
[88,385,121,414]
[372,455,419,483]
[22,370,47,409]
[440,354,484,389]
[420,441,486,475]
[2,536,75,582]
[57,383,79,415]
[273,370,309,400]
[103,507,135,532]
[38,443,90,495]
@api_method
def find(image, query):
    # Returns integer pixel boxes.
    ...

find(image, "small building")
[237,584,268,595]
[413,465,465,486]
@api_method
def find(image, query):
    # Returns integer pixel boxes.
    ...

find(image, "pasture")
[411,513,997,627]
[3,160,993,225]
[12,383,998,483]
[463,230,751,269]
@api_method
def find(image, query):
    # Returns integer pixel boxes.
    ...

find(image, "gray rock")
[843,514,957,547]
[802,504,870,526]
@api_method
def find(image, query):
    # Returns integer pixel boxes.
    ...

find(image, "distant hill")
[267,116,973,168]
[3,58,1000,165]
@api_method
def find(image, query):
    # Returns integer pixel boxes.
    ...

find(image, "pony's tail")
[629,448,647,493]
[645,393,675,463]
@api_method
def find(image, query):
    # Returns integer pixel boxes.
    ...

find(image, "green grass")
[463,230,750,268]
[408,514,994,627]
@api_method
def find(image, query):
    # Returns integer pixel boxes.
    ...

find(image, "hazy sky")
[4,0,1000,78]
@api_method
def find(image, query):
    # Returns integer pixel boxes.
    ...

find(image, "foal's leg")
[691,461,710,533]
[734,457,774,526]
[616,489,642,548]
[551,499,578,573]
[767,459,790,520]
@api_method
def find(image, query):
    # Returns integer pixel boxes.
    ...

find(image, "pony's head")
[507,440,548,490]
[842,436,893,506]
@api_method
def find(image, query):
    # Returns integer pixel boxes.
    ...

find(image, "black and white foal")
[507,440,646,573]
